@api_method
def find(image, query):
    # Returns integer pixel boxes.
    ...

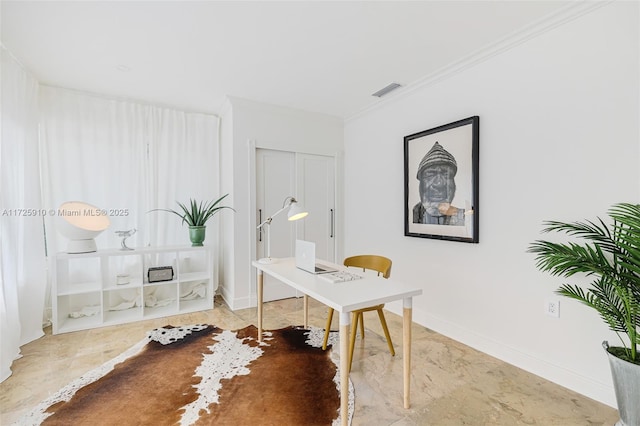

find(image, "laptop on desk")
[295,240,338,274]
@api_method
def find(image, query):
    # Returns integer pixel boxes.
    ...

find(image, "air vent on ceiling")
[372,82,402,98]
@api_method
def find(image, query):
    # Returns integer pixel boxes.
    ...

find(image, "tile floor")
[1,296,619,425]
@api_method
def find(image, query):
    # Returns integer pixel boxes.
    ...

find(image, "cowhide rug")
[15,325,354,426]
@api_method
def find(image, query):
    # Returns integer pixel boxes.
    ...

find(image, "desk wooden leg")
[257,270,263,343]
[340,312,351,426]
[303,294,309,328]
[403,297,413,409]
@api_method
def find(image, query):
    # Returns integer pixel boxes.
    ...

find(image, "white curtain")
[148,109,221,246]
[0,47,47,382]
[39,87,151,253]
[39,86,221,304]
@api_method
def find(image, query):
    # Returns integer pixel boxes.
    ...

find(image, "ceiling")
[1,1,572,119]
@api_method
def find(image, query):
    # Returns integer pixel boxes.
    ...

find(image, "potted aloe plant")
[528,203,639,426]
[151,194,234,246]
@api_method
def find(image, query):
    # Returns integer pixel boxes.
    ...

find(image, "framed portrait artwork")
[404,116,479,243]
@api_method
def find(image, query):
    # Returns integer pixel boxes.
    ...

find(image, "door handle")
[330,209,334,238]
[258,209,262,242]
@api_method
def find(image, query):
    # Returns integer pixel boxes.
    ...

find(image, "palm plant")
[528,203,640,364]
[152,194,234,227]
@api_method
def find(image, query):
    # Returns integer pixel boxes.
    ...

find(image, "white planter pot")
[603,341,640,426]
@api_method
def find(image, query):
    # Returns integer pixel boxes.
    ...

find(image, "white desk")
[252,258,422,426]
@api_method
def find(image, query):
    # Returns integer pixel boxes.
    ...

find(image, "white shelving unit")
[52,245,213,334]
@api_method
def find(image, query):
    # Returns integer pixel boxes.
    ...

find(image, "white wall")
[219,97,344,309]
[344,1,639,407]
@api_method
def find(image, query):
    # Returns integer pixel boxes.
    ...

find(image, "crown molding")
[346,0,613,123]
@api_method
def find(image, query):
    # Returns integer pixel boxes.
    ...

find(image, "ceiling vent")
[372,82,402,98]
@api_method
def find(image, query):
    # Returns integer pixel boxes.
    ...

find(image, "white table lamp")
[57,201,111,253]
[257,196,308,264]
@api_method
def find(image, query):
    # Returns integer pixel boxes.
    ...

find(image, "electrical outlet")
[545,299,560,318]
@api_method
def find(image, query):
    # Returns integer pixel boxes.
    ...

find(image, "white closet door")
[256,149,336,302]
[296,153,336,262]
[256,149,298,301]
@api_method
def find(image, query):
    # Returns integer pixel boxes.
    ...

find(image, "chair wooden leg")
[377,308,395,356]
[322,308,334,350]
[359,312,365,339]
[348,312,359,372]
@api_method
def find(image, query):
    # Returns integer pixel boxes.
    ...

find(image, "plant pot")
[603,341,640,426]
[188,226,206,247]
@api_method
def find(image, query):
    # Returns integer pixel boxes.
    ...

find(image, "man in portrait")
[413,141,465,226]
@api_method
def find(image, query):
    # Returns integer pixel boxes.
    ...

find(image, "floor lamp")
[257,196,308,264]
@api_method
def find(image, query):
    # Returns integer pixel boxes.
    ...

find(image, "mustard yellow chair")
[321,255,394,372]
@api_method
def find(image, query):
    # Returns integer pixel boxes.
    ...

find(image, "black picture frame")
[404,116,479,243]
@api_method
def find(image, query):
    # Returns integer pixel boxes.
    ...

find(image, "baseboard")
[218,286,253,311]
[384,301,616,409]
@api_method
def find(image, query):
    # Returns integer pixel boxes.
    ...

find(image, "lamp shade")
[287,202,308,221]
[57,201,110,253]
[257,196,309,264]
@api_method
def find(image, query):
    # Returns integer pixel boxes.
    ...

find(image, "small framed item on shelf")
[148,266,174,283]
